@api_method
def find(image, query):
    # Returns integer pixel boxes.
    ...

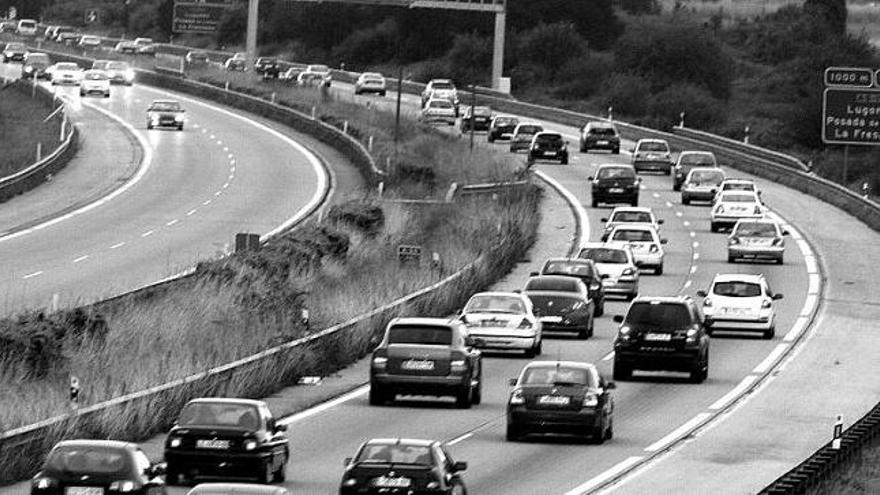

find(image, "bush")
[648,83,726,130]
[327,200,385,237]
[331,18,401,67]
[596,72,652,116]
[510,22,587,80]
[444,32,493,87]
[551,52,616,100]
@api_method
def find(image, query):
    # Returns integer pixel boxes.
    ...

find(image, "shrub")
[327,200,385,237]
[331,18,402,67]
[596,72,652,116]
[444,32,493,87]
[648,83,726,131]
[510,22,587,80]
[551,52,616,100]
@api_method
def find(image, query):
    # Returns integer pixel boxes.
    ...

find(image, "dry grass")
[0,82,64,177]
[807,436,880,494]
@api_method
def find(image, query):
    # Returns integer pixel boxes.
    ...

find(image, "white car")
[78,35,102,48]
[600,207,664,241]
[79,69,110,97]
[632,138,673,174]
[133,37,155,55]
[354,72,386,96]
[604,225,667,275]
[421,78,459,109]
[697,273,783,339]
[302,64,332,87]
[458,292,542,357]
[509,123,544,153]
[714,178,761,204]
[115,40,137,54]
[681,167,726,205]
[16,19,38,37]
[727,218,787,264]
[49,62,83,85]
[711,190,764,232]
[105,60,135,85]
[420,98,457,125]
[577,242,639,300]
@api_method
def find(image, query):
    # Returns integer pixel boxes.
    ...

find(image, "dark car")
[369,317,482,408]
[523,275,595,339]
[254,57,281,78]
[163,398,289,484]
[2,42,27,63]
[506,361,615,443]
[21,52,51,79]
[460,105,493,132]
[534,258,605,316]
[31,439,167,495]
[673,151,718,191]
[185,51,211,68]
[146,99,185,130]
[590,164,640,207]
[527,131,569,165]
[612,296,710,383]
[339,438,467,495]
[487,115,519,142]
[579,121,620,154]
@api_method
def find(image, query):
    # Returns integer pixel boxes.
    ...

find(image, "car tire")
[561,155,569,165]
[164,467,181,486]
[146,123,153,130]
[690,355,708,383]
[471,377,482,405]
[655,264,663,275]
[488,134,495,143]
[368,384,387,406]
[104,92,110,98]
[79,91,85,97]
[455,385,473,409]
[506,424,521,441]
[258,458,274,484]
[630,197,638,207]
[711,222,720,233]
[605,417,614,440]
[626,292,637,301]
[534,339,543,356]
[380,91,386,96]
[591,422,606,445]
[594,301,604,317]
[665,168,672,176]
[613,147,620,154]
[613,361,631,381]
[673,183,681,192]
[764,325,776,340]
[178,124,184,131]
[580,143,587,153]
[524,346,536,358]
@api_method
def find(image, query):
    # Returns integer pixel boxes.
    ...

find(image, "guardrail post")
[607,106,613,121]
[679,111,686,128]
[343,120,348,134]
[311,105,316,119]
[368,135,374,152]
[270,91,276,104]
[225,81,229,92]
[36,142,42,162]
[744,125,750,144]
[832,414,843,450]
[378,181,384,198]
[863,181,871,199]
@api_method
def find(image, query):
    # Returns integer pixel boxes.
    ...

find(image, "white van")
[16,19,38,37]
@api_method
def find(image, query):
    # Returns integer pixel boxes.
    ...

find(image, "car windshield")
[611,229,654,242]
[177,402,261,429]
[543,261,594,278]
[429,100,453,109]
[689,170,724,184]
[495,117,517,126]
[734,222,777,236]
[680,153,715,166]
[524,277,581,292]
[535,134,563,144]
[45,446,130,474]
[522,366,594,386]
[723,182,755,191]
[588,126,616,135]
[579,248,627,264]
[309,65,329,72]
[465,295,524,314]
[432,81,454,90]
[56,63,79,71]
[356,443,433,465]
[611,211,652,223]
[722,193,757,203]
[712,281,762,297]
[597,167,635,179]
[517,125,542,135]
[6,43,25,50]
[388,325,452,345]
[107,61,129,70]
[625,302,692,327]
[150,102,181,111]
[639,142,668,152]
[19,21,36,28]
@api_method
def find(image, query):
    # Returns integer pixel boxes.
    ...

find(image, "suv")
[579,121,620,154]
[673,151,717,191]
[632,139,673,174]
[589,164,640,207]
[612,296,710,383]
[369,317,482,408]
[163,398,289,484]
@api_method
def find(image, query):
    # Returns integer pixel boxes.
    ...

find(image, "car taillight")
[753,205,762,215]
[729,237,740,245]
[168,437,182,448]
[509,389,525,405]
[716,205,725,214]
[109,481,138,493]
[451,359,467,372]
[244,439,258,451]
[649,244,659,253]
[772,237,784,246]
[686,327,699,343]
[583,394,598,407]
[617,326,632,342]
[371,356,387,369]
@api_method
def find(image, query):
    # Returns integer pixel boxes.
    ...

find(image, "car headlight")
[244,439,258,451]
[174,114,184,122]
[109,481,137,492]
[509,388,525,405]
[451,359,467,372]
[583,393,598,408]
[32,477,57,490]
[169,437,182,448]
[342,478,357,487]
[371,356,387,369]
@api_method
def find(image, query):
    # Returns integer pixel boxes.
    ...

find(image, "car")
[163,398,289,484]
[279,67,302,81]
[578,242,639,300]
[681,167,726,205]
[57,31,83,46]
[589,164,640,207]
[21,52,51,79]
[146,99,185,130]
[254,57,281,78]
[697,273,783,339]
[301,64,331,87]
[421,78,459,110]
[339,438,468,495]
[80,69,111,97]
[224,52,248,71]
[506,361,615,442]
[713,178,761,204]
[600,206,664,242]
[458,291,543,357]
[604,224,667,275]
[41,25,58,38]
[92,59,111,70]
[296,71,329,88]
[727,218,788,264]
[48,62,83,85]
[186,483,289,495]
[354,71,386,95]
[369,317,482,408]
[673,151,718,191]
[711,190,764,232]
[523,274,595,339]
[535,257,606,316]
[612,296,710,382]
[420,98,457,125]
[51,26,76,42]
[2,42,27,63]
[78,35,102,48]
[487,115,519,142]
[0,21,17,33]
[133,37,155,55]
[105,60,135,85]
[16,19,38,37]
[30,439,167,495]
[632,138,673,174]
[579,121,620,153]
[509,122,544,153]
[460,105,492,132]
[527,131,569,165]
[185,50,211,67]
[115,40,137,54]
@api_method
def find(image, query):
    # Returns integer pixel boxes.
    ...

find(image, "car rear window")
[432,81,453,89]
[465,295,524,314]
[107,61,129,70]
[150,102,181,111]
[56,63,79,71]
[535,134,563,144]
[588,126,616,135]
[639,142,668,152]
[84,72,106,80]
[524,277,581,292]
[721,193,757,203]
[626,302,693,327]
[494,117,517,126]
[610,229,654,242]
[6,43,25,50]
[734,222,777,236]
[46,446,130,474]
[680,154,716,166]
[178,402,261,429]
[712,282,762,297]
[517,125,542,134]
[579,248,627,263]
[388,325,452,345]
[430,100,453,109]
[597,167,635,179]
[723,182,754,191]
[28,54,50,63]
[543,261,594,278]
[688,169,724,184]
[356,443,433,465]
[522,366,594,386]
[611,211,652,223]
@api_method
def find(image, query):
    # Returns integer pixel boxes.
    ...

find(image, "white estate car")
[578,242,639,300]
[78,35,102,48]
[302,64,332,87]
[459,292,542,357]
[354,72,386,95]
[421,78,459,108]
[79,69,110,97]
[420,98,457,125]
[604,225,667,275]
[600,206,664,241]
[714,178,761,204]
[48,62,83,85]
[727,218,788,264]
[711,190,764,232]
[697,273,783,339]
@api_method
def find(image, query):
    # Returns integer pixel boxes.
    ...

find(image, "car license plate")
[545,151,556,156]
[722,307,748,315]
[540,316,562,323]
[597,140,609,145]
[481,319,503,327]
[374,476,412,488]
[196,439,230,449]
[608,188,624,193]
[539,395,570,405]
[402,359,435,371]
[66,488,102,495]
[644,333,672,342]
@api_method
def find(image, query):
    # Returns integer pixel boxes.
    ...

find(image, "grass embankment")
[807,433,880,494]
[0,82,63,177]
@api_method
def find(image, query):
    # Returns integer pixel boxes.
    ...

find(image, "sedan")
[460,105,493,132]
[632,138,672,174]
[420,98,457,125]
[534,257,605,316]
[506,361,615,443]
[48,62,83,85]
[711,191,764,232]
[509,123,544,152]
[487,115,519,142]
[673,151,718,191]
[523,275,595,339]
[105,60,135,85]
[80,69,110,97]
[339,439,467,495]
[354,72,386,95]
[727,218,787,264]
[458,291,543,357]
[604,225,667,275]
[2,42,27,63]
[589,164,640,207]
[146,100,185,130]
[78,35,102,48]
[31,440,167,495]
[697,273,783,339]
[681,167,726,205]
[578,242,639,300]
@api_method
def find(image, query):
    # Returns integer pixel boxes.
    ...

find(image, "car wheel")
[488,134,495,143]
[605,416,614,440]
[580,143,587,153]
[146,123,153,130]
[164,467,181,486]
[506,423,521,441]
[104,92,110,98]
[79,91,84,97]
[178,124,184,131]
[613,361,631,381]
[613,147,620,154]
[594,300,604,317]
[631,197,638,207]
[455,385,473,409]
[655,264,663,275]
[673,183,681,192]
[591,422,606,445]
[690,355,707,383]
[471,377,482,405]
[727,253,736,263]
[368,384,387,405]
[524,346,536,358]
[561,155,569,165]
[380,91,386,96]
[534,339,542,356]
[626,291,637,301]
[764,325,776,340]
[711,222,720,233]
[665,168,672,176]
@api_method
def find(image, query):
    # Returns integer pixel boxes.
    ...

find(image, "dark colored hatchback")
[254,57,280,78]
[2,42,27,63]
[527,132,569,164]
[590,164,640,207]
[523,275,594,338]
[163,398,290,484]
[535,258,605,316]
[612,296,710,383]
[487,115,519,142]
[21,52,51,79]
[31,440,167,495]
[339,438,467,495]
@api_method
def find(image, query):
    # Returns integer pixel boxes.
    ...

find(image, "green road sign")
[822,87,880,145]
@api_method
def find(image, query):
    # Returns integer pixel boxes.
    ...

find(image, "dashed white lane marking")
[689,231,696,238]
[665,201,672,208]
[201,128,207,133]
[110,242,125,249]
[214,191,222,197]
[682,280,692,289]
[209,134,216,139]
[752,343,789,374]
[644,413,712,453]
[186,209,197,216]
[447,432,473,446]
[217,140,223,145]
[223,147,229,152]
[693,252,700,260]
[602,351,615,361]
[202,200,212,206]
[227,153,234,159]
[23,271,43,279]
[709,375,759,410]
[784,316,811,342]
[692,241,699,248]
[563,456,644,495]
[675,211,683,217]
[73,255,89,263]
[690,266,698,274]
[166,219,179,226]
[222,182,230,189]
[652,192,660,198]
[141,230,154,238]
[683,220,690,227]
[279,385,369,426]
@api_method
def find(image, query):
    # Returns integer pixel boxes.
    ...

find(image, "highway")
[0,61,328,313]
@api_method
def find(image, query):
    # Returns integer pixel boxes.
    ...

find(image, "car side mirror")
[782,230,790,236]
[710,189,717,194]
[587,176,594,181]
[612,315,624,323]
[453,461,468,472]
[605,381,616,390]
[344,457,352,466]
[513,289,522,294]
[148,463,166,477]
[635,261,644,267]
[658,219,665,224]
[275,423,287,432]
[772,294,784,300]
[660,239,668,245]
[508,378,517,386]
[464,336,475,347]
[600,218,608,223]
[529,271,539,276]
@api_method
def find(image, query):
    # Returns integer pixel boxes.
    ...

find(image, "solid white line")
[787,227,803,240]
[682,280,692,290]
[796,239,811,254]
[602,351,615,361]
[186,209,197,216]
[709,375,758,410]
[804,255,818,274]
[808,273,820,294]
[110,242,125,249]
[278,385,369,426]
[753,343,789,374]
[690,266,697,274]
[801,294,818,316]
[166,219,179,226]
[534,170,590,246]
[141,230,154,238]
[644,412,712,452]
[23,271,44,279]
[73,255,89,263]
[214,191,222,196]
[563,456,644,495]
[447,432,473,446]
[202,199,211,205]
[784,316,810,342]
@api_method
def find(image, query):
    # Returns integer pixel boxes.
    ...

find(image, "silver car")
[604,225,667,275]
[459,292,542,357]
[510,123,544,153]
[578,242,639,300]
[727,218,787,264]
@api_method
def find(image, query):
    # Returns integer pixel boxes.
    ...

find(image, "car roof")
[430,78,453,84]
[515,122,541,128]
[469,291,524,299]
[523,360,597,371]
[390,316,457,327]
[608,224,657,233]
[365,438,436,447]
[636,138,667,144]
[587,121,615,128]
[534,131,562,137]
[719,190,760,199]
[631,295,693,304]
[543,257,594,265]
[187,484,289,495]
[679,150,715,157]
[609,206,654,214]
[151,99,180,104]
[596,163,635,170]
[55,439,136,450]
[712,273,765,283]
[186,397,267,407]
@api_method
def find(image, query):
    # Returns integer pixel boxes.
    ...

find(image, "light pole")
[246,0,259,68]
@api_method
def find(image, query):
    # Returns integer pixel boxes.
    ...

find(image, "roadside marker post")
[69,376,80,408]
[831,414,843,450]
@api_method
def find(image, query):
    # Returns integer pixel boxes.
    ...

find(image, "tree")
[803,0,847,36]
